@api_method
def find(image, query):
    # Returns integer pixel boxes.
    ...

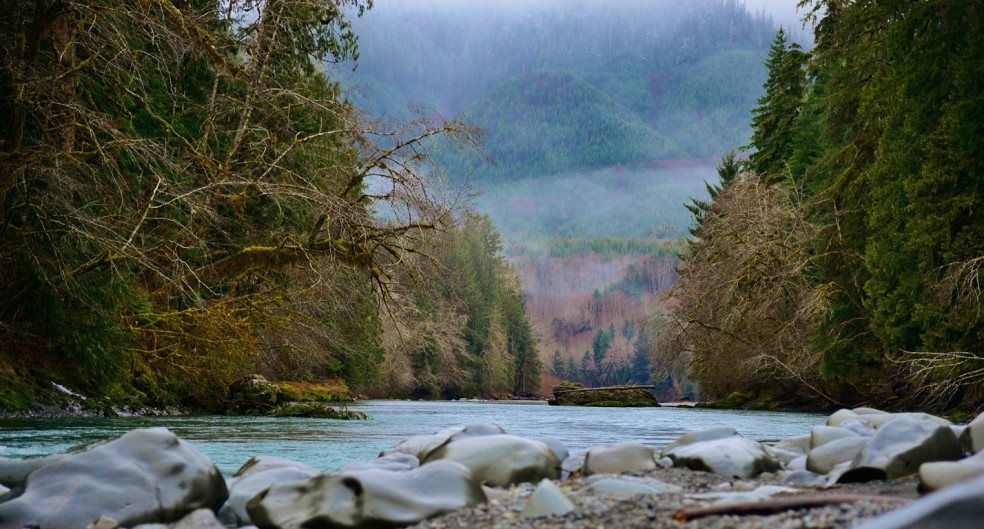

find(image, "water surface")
[0,400,823,475]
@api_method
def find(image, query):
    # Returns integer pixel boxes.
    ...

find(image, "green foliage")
[744,27,808,181]
[546,237,680,260]
[551,350,564,378]
[438,70,684,181]
[390,214,542,399]
[684,150,743,237]
[591,325,615,366]
[667,0,984,411]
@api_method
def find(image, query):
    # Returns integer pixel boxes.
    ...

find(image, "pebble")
[409,467,916,529]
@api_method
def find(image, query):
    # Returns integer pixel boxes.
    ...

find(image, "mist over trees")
[341,0,796,394]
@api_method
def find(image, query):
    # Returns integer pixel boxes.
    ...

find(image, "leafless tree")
[650,173,832,402]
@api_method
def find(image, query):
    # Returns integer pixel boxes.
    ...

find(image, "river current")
[0,400,823,475]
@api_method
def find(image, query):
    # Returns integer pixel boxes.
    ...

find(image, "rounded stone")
[422,435,560,487]
[583,442,658,476]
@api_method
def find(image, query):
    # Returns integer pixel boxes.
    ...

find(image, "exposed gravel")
[411,467,918,529]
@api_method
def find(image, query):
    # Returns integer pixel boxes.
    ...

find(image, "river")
[0,400,823,475]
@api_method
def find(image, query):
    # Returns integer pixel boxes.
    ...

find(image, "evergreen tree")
[591,325,614,366]
[684,149,742,237]
[551,350,565,378]
[622,316,636,341]
[565,355,580,383]
[580,351,592,384]
[745,26,808,182]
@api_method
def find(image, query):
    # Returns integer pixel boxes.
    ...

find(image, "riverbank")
[411,467,918,529]
[4,401,982,528]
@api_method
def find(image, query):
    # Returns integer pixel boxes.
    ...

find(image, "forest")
[0,0,540,412]
[341,0,792,389]
[655,1,984,414]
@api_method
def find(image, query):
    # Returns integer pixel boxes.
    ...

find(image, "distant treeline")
[655,2,984,414]
[546,237,681,260]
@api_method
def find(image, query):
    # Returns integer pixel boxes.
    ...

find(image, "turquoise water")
[0,400,824,475]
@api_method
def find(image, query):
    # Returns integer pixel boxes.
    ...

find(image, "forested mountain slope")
[341,1,791,394]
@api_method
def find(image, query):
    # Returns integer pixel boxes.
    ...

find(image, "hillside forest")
[0,0,541,411]
[346,0,793,399]
[656,1,984,415]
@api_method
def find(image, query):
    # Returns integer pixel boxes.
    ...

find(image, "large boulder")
[827,408,859,427]
[0,452,66,489]
[959,412,984,455]
[337,452,419,473]
[379,427,463,460]
[228,374,281,413]
[838,416,963,482]
[0,428,226,529]
[218,457,319,527]
[378,424,504,461]
[422,434,560,487]
[663,436,781,479]
[536,436,570,463]
[918,452,984,493]
[852,472,984,529]
[773,435,811,456]
[582,442,658,476]
[232,455,317,479]
[855,412,952,429]
[810,426,860,450]
[245,460,486,529]
[549,386,660,407]
[661,427,738,455]
[806,436,868,475]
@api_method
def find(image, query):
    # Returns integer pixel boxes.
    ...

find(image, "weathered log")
[673,494,913,522]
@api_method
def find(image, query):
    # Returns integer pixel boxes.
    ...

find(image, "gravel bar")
[410,468,919,529]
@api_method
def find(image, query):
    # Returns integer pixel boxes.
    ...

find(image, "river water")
[0,400,823,475]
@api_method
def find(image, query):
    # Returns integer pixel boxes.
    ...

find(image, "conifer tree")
[684,149,742,237]
[745,26,807,182]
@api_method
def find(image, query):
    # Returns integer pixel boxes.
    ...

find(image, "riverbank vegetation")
[653,1,984,414]
[0,0,539,413]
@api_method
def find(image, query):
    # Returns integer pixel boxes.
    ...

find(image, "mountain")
[444,70,684,180]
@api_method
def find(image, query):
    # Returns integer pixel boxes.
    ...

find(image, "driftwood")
[672,494,914,522]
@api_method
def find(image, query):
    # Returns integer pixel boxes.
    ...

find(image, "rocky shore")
[2,407,983,529]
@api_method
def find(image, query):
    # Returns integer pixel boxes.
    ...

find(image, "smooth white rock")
[664,437,782,479]
[827,409,859,427]
[582,442,658,476]
[810,426,860,450]
[959,412,984,455]
[422,434,560,487]
[519,479,575,519]
[852,473,984,529]
[661,427,739,455]
[806,436,868,475]
[774,435,811,455]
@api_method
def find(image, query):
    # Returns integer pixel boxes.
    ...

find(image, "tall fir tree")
[745,26,808,182]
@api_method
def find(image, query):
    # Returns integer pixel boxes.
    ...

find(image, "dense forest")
[342,0,792,388]
[0,0,540,411]
[655,1,984,414]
